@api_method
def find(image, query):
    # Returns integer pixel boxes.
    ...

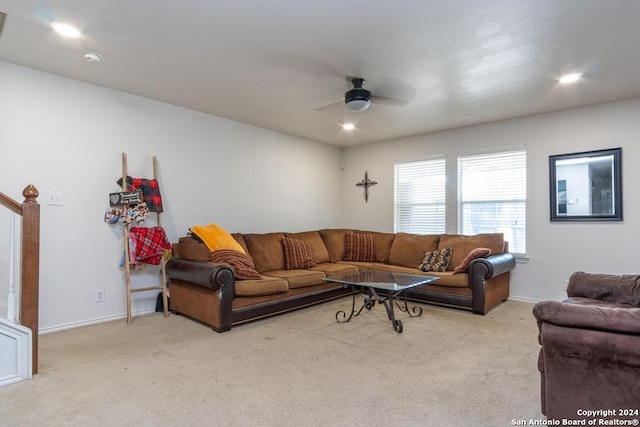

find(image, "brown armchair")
[532,272,640,421]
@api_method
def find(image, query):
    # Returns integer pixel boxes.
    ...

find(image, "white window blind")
[458,149,526,254]
[394,157,446,234]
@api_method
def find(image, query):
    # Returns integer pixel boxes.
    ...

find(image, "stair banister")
[0,184,40,374]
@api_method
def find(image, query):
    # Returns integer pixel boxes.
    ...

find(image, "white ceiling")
[1,1,639,147]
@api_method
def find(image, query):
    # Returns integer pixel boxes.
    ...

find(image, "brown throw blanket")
[210,249,261,280]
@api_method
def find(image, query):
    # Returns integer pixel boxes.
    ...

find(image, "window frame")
[393,156,447,235]
[457,147,527,257]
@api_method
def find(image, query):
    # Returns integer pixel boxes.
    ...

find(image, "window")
[394,157,446,234]
[458,149,526,255]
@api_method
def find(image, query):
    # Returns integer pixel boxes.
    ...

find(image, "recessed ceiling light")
[51,22,81,38]
[342,123,355,131]
[559,73,582,84]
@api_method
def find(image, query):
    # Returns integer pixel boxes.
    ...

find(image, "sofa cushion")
[344,233,376,262]
[388,233,440,268]
[231,233,250,253]
[355,230,396,263]
[567,271,640,307]
[309,262,359,277]
[262,269,326,289]
[318,229,353,262]
[281,237,316,269]
[337,260,375,271]
[176,236,211,262]
[210,249,261,280]
[190,223,246,253]
[453,247,492,273]
[438,233,504,271]
[234,275,289,297]
[285,231,330,263]
[243,232,286,273]
[419,247,453,272]
[370,263,469,288]
[562,297,638,309]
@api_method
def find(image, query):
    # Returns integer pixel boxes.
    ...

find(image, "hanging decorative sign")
[109,191,143,207]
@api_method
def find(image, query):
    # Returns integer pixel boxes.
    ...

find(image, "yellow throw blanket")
[189,223,246,254]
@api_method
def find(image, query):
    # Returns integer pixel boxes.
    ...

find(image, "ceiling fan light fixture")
[346,98,371,112]
[345,78,372,112]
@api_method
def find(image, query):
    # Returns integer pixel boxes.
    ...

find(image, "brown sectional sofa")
[166,229,516,332]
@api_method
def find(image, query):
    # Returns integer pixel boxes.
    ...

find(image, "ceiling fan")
[316,77,409,112]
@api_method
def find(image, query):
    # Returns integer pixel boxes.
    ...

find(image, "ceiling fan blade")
[371,95,409,107]
[314,99,343,111]
[0,12,6,38]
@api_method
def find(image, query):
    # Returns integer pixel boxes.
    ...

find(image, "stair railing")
[0,185,40,374]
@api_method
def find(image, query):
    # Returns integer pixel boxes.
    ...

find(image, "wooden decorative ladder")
[121,153,169,324]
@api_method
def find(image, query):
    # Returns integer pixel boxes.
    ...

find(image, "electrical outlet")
[96,289,105,303]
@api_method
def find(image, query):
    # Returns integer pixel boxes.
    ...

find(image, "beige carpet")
[2,298,544,426]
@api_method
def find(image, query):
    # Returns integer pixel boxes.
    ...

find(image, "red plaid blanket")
[130,226,171,265]
[117,176,164,213]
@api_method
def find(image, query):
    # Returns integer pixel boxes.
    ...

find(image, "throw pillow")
[281,237,316,270]
[343,233,376,262]
[418,247,453,272]
[453,247,492,274]
[210,249,261,280]
[189,223,246,253]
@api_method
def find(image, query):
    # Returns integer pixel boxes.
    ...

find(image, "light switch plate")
[46,191,63,206]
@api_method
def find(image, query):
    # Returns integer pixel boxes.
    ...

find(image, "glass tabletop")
[323,270,438,291]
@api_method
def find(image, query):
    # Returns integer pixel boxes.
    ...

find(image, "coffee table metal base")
[336,285,423,333]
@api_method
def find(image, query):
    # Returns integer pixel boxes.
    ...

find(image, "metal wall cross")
[356,171,378,202]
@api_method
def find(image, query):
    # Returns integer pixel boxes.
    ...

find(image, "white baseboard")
[509,295,541,304]
[39,308,158,335]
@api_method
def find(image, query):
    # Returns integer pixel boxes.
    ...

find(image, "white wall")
[340,98,640,303]
[0,61,343,331]
[2,59,637,331]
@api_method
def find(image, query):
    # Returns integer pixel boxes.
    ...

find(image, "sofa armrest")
[166,258,235,291]
[468,252,515,279]
[566,271,640,307]
[534,300,640,419]
[468,252,515,314]
[533,300,640,335]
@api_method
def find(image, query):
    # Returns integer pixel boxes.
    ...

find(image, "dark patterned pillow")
[281,237,316,270]
[210,250,261,280]
[343,233,376,262]
[418,247,453,272]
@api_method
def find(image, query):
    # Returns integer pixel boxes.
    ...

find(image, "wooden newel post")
[21,184,40,374]
[22,185,39,204]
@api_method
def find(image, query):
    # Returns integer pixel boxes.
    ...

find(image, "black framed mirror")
[549,148,622,222]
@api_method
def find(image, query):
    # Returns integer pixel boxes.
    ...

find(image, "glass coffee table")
[323,270,438,333]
